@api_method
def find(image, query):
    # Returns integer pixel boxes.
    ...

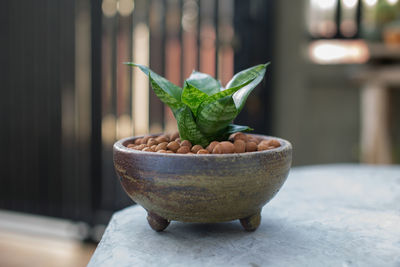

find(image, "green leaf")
[225,124,254,134]
[205,79,253,104]
[181,82,209,116]
[175,106,209,147]
[226,63,269,112]
[196,95,238,135]
[125,62,184,110]
[186,71,221,95]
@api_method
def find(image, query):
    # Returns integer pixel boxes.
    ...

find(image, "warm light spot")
[312,0,337,10]
[363,0,378,7]
[386,0,398,5]
[181,0,198,32]
[118,0,135,17]
[318,20,337,38]
[309,40,369,64]
[116,114,132,139]
[102,0,117,17]
[342,0,358,8]
[132,23,149,136]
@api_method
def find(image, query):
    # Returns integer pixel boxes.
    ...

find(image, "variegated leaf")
[196,95,237,135]
[226,63,269,112]
[181,82,209,116]
[125,62,184,110]
[186,71,221,95]
[225,124,253,134]
[175,106,210,147]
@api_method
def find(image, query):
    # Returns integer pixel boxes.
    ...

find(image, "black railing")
[1,0,274,239]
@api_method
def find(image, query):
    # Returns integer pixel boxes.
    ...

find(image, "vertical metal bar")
[214,0,219,78]
[0,0,10,209]
[60,0,76,220]
[179,0,184,84]
[355,0,362,39]
[335,0,342,38]
[161,0,167,129]
[161,0,167,78]
[196,0,201,70]
[91,0,103,224]
[112,16,118,124]
[148,0,166,132]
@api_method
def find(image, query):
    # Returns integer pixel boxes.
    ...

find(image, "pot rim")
[114,133,292,158]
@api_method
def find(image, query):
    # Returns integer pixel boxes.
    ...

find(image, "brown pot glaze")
[113,134,292,231]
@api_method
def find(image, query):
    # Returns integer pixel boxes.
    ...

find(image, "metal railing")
[1,0,274,239]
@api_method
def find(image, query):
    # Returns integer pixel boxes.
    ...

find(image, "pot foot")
[147,211,170,232]
[240,212,261,232]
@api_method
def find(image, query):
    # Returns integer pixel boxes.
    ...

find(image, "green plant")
[125,62,270,147]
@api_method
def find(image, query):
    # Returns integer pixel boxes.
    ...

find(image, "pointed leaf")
[181,82,209,116]
[186,71,221,95]
[226,63,269,112]
[174,106,209,147]
[225,124,254,134]
[196,95,237,135]
[125,62,184,110]
[205,79,253,104]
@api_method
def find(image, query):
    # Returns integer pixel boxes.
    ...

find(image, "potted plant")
[113,62,292,232]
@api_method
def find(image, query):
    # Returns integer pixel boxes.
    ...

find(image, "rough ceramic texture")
[113,134,292,224]
[89,165,400,267]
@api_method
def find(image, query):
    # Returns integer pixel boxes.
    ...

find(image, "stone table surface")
[88,164,400,267]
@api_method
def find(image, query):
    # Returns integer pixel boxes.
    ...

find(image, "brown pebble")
[187,152,195,154]
[176,146,190,154]
[167,141,180,152]
[212,144,224,154]
[170,132,179,141]
[257,142,269,151]
[140,135,151,144]
[127,144,136,148]
[156,135,169,143]
[219,141,235,153]
[180,140,192,148]
[197,149,209,154]
[142,147,154,152]
[155,142,168,151]
[147,138,158,146]
[191,145,203,153]
[133,144,146,150]
[260,139,280,148]
[157,149,167,153]
[259,140,269,146]
[246,141,258,152]
[234,139,246,153]
[206,141,219,152]
[247,136,260,144]
[134,138,142,145]
[229,132,247,142]
[268,139,281,147]
[175,137,181,143]
[151,145,157,151]
[165,150,174,153]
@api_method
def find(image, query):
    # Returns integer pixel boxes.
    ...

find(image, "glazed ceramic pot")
[113,134,292,232]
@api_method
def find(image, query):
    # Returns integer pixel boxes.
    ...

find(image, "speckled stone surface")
[88,165,400,267]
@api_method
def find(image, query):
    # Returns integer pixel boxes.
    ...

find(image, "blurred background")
[1,0,400,266]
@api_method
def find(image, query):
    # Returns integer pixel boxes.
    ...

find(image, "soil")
[125,132,281,154]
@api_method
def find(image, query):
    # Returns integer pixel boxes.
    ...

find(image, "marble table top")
[88,164,400,267]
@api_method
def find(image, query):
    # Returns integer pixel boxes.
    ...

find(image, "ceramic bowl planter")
[113,134,292,232]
